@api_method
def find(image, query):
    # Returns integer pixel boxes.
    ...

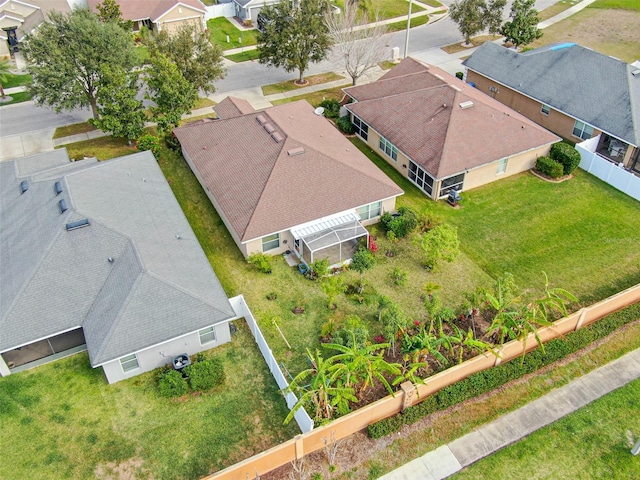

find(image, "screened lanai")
[291,212,369,266]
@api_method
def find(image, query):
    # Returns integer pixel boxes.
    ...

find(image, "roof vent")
[54,181,63,195]
[632,70,640,77]
[287,147,305,156]
[263,123,275,134]
[20,180,28,194]
[459,101,474,109]
[271,132,284,143]
[58,198,68,214]
[256,114,267,125]
[65,218,90,231]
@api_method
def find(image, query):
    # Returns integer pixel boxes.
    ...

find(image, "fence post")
[494,348,504,366]
[575,308,589,331]
[295,434,304,460]
[400,381,416,411]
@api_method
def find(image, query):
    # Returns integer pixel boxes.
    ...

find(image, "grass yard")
[262,72,346,95]
[53,122,98,139]
[453,378,640,479]
[385,13,430,32]
[270,86,346,106]
[537,0,577,22]
[207,17,259,51]
[0,90,32,105]
[225,49,260,63]
[62,136,138,160]
[0,323,299,480]
[529,0,640,62]
[333,0,425,20]
[3,72,31,89]
[441,35,502,54]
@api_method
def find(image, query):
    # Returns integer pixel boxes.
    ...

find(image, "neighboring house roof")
[87,0,205,22]
[462,42,640,147]
[174,99,403,243]
[0,150,234,366]
[344,57,560,179]
[0,0,70,41]
[233,0,278,8]
[214,96,255,118]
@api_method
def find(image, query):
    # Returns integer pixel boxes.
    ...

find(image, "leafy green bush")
[247,252,272,274]
[319,99,341,119]
[164,132,181,151]
[366,302,640,438]
[550,142,581,175]
[391,267,408,286]
[535,156,564,178]
[158,369,189,398]
[333,315,370,349]
[379,206,418,239]
[137,134,160,158]
[306,258,330,281]
[184,357,225,391]
[336,116,354,134]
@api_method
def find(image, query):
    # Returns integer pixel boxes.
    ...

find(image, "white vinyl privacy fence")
[228,295,314,433]
[577,138,640,201]
[204,3,235,20]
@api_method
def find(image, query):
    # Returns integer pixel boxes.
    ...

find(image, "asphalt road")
[0,0,559,138]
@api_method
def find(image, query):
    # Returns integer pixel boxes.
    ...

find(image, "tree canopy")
[145,25,225,95]
[257,0,332,84]
[449,0,506,45]
[21,8,137,119]
[95,0,133,30]
[500,0,543,49]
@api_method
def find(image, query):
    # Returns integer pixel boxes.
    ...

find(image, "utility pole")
[404,0,413,58]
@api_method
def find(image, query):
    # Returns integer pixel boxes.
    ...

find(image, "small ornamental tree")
[550,142,581,175]
[449,0,506,46]
[500,0,543,49]
[350,247,375,293]
[416,224,460,271]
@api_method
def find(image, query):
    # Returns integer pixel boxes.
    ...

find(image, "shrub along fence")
[208,285,640,480]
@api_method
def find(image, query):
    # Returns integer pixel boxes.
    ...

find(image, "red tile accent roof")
[87,0,205,22]
[174,100,403,243]
[344,58,560,179]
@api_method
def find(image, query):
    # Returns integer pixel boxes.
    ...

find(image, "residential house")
[0,0,70,57]
[0,149,236,383]
[463,42,640,174]
[87,0,206,34]
[343,57,560,200]
[233,0,279,25]
[173,97,403,265]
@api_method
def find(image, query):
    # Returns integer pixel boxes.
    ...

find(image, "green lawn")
[453,378,640,479]
[3,72,31,89]
[333,0,425,20]
[0,324,299,479]
[262,72,345,95]
[225,49,260,62]
[271,86,347,106]
[386,13,430,32]
[0,91,32,105]
[207,17,259,51]
[52,121,98,139]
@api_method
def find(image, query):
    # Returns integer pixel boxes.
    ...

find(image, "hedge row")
[158,356,225,398]
[535,156,564,178]
[367,302,640,438]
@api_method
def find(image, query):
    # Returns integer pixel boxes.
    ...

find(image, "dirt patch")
[95,458,151,480]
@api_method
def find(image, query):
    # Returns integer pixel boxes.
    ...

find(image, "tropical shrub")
[333,315,369,349]
[247,252,272,273]
[535,155,563,178]
[184,357,225,391]
[158,369,189,397]
[319,99,341,119]
[550,142,581,175]
[336,115,354,134]
[380,206,418,239]
[137,134,160,157]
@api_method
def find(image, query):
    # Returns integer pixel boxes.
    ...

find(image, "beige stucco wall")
[101,322,232,384]
[465,71,603,143]
[464,144,553,191]
[243,230,294,258]
[157,5,204,33]
[363,128,411,176]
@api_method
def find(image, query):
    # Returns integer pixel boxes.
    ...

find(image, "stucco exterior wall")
[101,322,232,384]
[361,129,410,177]
[243,230,294,257]
[465,71,602,143]
[158,15,203,34]
[463,144,553,191]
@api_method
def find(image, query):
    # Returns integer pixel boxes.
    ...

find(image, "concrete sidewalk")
[378,348,640,480]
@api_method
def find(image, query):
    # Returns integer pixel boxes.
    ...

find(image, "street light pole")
[404,0,413,58]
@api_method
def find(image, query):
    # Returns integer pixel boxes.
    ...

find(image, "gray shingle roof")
[174,99,404,243]
[462,42,640,146]
[0,150,235,366]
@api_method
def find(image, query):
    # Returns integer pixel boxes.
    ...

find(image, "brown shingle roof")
[214,96,255,119]
[87,0,205,22]
[345,58,560,179]
[174,100,403,243]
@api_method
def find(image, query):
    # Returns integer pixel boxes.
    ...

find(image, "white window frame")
[408,161,435,196]
[541,104,550,115]
[572,120,594,140]
[120,353,140,373]
[357,201,382,221]
[379,136,398,161]
[262,233,280,252]
[496,158,508,174]
[199,326,216,345]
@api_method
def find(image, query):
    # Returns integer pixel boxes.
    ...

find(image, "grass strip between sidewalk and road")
[225,49,260,63]
[262,72,345,95]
